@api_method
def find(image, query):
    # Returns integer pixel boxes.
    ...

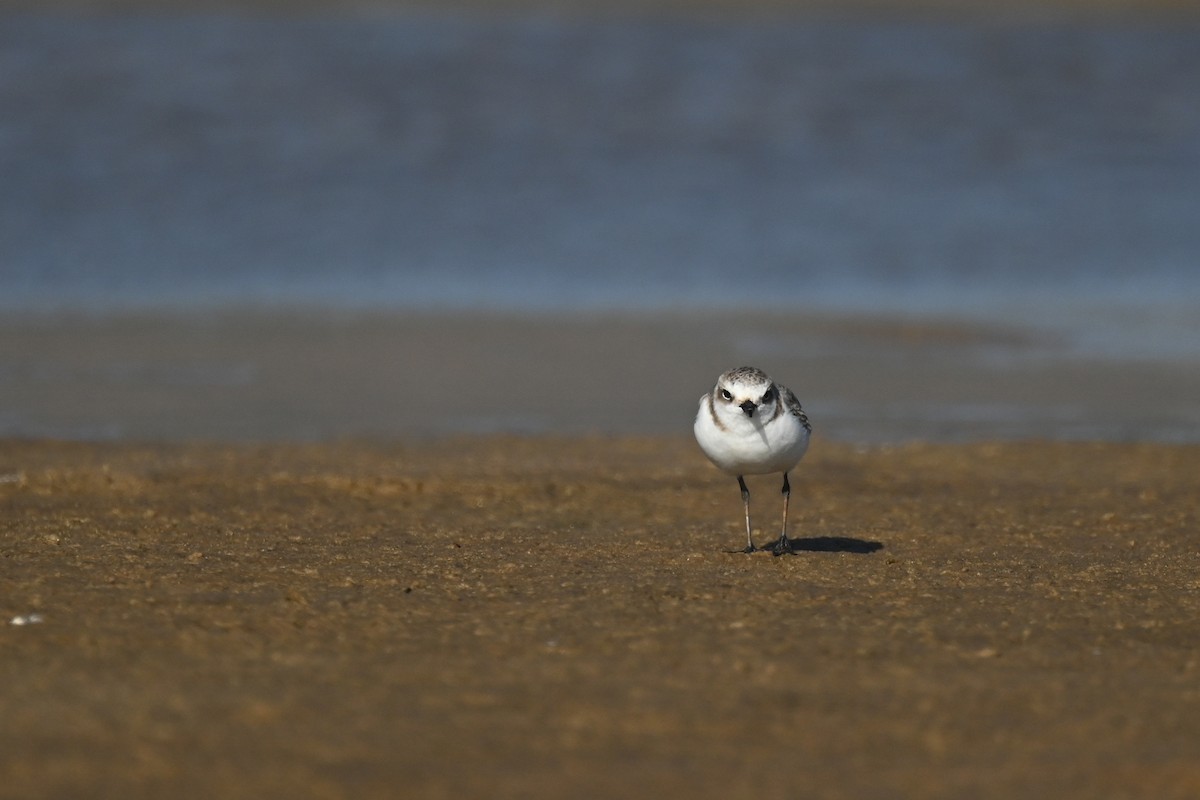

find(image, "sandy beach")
[4,1,1199,794]
[3,436,1199,798]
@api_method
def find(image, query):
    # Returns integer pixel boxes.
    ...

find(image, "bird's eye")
[720,389,733,401]
[762,388,774,403]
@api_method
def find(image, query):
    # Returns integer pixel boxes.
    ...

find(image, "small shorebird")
[693,366,812,555]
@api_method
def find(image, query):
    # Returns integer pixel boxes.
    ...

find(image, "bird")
[693,366,812,555]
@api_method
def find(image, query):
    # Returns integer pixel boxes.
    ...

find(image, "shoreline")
[2,308,1197,444]
[3,436,1200,798]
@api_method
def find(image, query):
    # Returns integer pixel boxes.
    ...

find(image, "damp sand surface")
[4,310,1199,442]
[3,437,1200,798]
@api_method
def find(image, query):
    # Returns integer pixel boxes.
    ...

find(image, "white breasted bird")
[694,366,812,555]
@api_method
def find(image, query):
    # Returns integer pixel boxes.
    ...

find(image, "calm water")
[4,15,1199,314]
[2,12,1199,441]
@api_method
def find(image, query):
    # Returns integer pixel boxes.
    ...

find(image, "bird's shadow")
[787,536,883,554]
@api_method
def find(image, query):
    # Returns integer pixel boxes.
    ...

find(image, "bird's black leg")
[728,475,757,553]
[768,472,795,556]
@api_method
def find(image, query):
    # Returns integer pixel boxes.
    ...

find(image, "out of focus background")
[2,1,1198,442]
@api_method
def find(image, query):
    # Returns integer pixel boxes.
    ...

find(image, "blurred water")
[2,14,1198,337]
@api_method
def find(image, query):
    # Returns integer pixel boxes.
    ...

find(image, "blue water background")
[2,13,1199,360]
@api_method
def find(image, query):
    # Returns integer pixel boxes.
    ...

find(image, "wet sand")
[3,436,1199,798]
[4,310,1199,443]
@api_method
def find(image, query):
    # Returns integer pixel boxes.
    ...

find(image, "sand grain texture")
[2,438,1199,798]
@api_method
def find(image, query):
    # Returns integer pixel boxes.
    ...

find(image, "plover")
[694,366,812,555]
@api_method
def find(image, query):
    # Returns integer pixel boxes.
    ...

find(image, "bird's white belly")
[694,409,809,476]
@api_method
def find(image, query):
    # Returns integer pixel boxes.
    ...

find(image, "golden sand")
[3,437,1199,798]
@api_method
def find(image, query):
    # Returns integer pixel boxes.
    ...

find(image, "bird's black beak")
[739,400,756,417]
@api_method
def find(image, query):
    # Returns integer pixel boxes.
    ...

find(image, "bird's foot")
[726,543,759,554]
[767,536,795,556]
